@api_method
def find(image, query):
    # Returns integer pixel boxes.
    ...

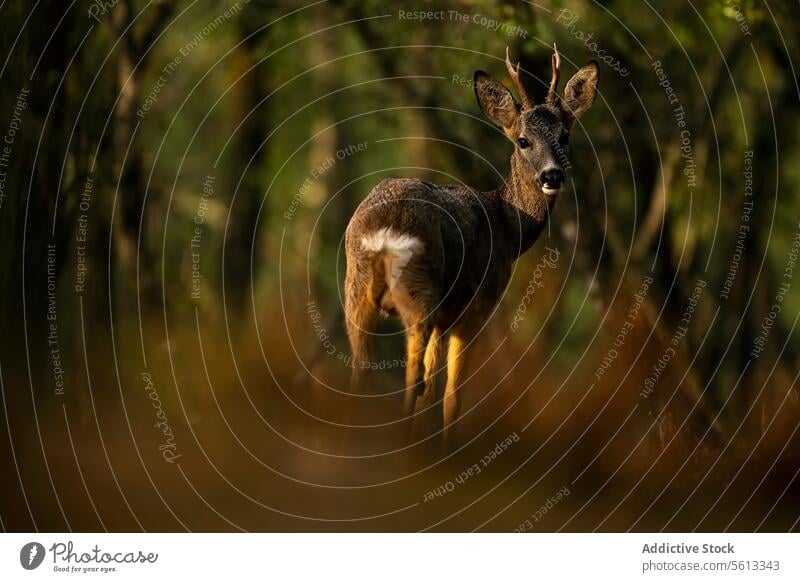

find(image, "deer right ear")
[562,61,599,123]
[474,71,519,138]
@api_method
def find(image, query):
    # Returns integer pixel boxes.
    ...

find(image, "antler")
[547,43,561,106]
[505,46,532,110]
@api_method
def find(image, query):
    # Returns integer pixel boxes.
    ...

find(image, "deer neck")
[494,152,556,259]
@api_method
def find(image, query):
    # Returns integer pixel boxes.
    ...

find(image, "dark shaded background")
[0,0,798,531]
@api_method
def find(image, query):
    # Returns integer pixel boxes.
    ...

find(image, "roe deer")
[344,46,598,442]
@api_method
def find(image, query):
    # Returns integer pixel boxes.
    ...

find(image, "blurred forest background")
[1,0,799,532]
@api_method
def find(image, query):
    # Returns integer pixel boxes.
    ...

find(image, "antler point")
[547,42,561,105]
[504,47,532,109]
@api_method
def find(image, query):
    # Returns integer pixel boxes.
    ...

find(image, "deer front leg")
[443,328,475,445]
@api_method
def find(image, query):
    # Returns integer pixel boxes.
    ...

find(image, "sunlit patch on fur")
[361,227,423,289]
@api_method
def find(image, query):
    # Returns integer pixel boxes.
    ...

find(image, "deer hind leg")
[402,318,435,417]
[344,271,379,394]
[391,277,440,418]
[421,326,446,406]
[402,325,446,439]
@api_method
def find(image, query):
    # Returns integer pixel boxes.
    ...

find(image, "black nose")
[539,168,564,190]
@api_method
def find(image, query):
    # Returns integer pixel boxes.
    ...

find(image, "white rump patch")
[361,227,423,289]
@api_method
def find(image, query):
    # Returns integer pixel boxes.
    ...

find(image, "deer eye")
[559,131,570,145]
[517,137,530,149]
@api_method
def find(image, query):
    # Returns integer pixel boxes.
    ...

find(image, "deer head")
[474,46,599,197]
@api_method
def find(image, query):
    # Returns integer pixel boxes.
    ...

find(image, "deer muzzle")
[538,167,565,194]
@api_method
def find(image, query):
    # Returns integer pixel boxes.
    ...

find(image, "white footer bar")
[1,533,797,581]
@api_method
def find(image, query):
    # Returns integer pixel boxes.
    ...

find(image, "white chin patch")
[542,187,560,196]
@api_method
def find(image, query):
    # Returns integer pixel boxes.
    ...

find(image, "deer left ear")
[562,61,599,123]
[474,70,520,139]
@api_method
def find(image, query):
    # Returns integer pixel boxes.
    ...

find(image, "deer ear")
[562,61,599,123]
[474,71,519,137]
